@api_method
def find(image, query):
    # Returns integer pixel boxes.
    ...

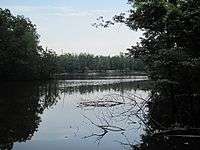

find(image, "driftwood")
[78,100,125,108]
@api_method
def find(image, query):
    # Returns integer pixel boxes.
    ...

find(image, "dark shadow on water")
[0,78,150,150]
[73,79,200,150]
[0,81,59,150]
[1,78,184,150]
[135,81,200,150]
[59,80,151,94]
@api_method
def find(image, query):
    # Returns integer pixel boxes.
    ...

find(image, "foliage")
[57,53,145,73]
[0,8,58,80]
[96,0,200,89]
[94,1,200,148]
[124,0,200,90]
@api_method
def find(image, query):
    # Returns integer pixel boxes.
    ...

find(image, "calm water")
[0,76,149,150]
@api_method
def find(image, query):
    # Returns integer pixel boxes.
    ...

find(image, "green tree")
[111,1,200,149]
[101,0,200,92]
[0,8,58,80]
[57,52,145,73]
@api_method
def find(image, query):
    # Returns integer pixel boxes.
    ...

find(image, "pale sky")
[1,0,142,56]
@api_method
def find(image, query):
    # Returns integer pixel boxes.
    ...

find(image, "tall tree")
[0,8,58,80]
[104,0,200,92]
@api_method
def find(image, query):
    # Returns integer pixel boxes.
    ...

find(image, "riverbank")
[54,71,147,80]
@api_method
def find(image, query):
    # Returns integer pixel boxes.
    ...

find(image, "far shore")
[54,71,148,80]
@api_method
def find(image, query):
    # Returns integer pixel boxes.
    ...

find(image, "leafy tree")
[57,53,145,73]
[107,1,200,149]
[0,8,58,80]
[96,0,200,88]
[131,0,199,85]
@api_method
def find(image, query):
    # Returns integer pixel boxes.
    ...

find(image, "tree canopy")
[117,1,200,149]
[57,53,145,73]
[98,0,200,92]
[0,8,58,80]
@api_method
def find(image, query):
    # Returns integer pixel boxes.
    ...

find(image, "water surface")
[0,76,149,150]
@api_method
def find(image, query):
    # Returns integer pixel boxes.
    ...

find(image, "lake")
[0,76,150,150]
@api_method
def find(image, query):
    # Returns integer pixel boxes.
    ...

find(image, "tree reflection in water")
[0,78,150,150]
[2,78,199,150]
[59,80,151,95]
[137,82,200,150]
[77,91,150,146]
[77,80,200,150]
[0,81,59,150]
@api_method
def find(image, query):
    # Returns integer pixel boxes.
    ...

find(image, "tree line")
[57,53,145,73]
[0,8,145,80]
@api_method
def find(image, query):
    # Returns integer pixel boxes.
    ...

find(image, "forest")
[57,53,145,73]
[0,8,145,80]
[1,0,200,149]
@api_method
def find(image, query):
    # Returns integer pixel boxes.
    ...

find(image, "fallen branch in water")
[78,93,150,145]
[82,114,125,143]
[78,100,125,108]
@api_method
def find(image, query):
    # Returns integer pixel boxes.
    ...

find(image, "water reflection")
[0,82,59,150]
[0,77,151,150]
[59,79,150,94]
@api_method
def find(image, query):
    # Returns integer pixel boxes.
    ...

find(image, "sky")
[1,0,142,56]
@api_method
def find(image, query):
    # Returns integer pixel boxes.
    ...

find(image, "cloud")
[1,5,115,17]
[0,4,142,56]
